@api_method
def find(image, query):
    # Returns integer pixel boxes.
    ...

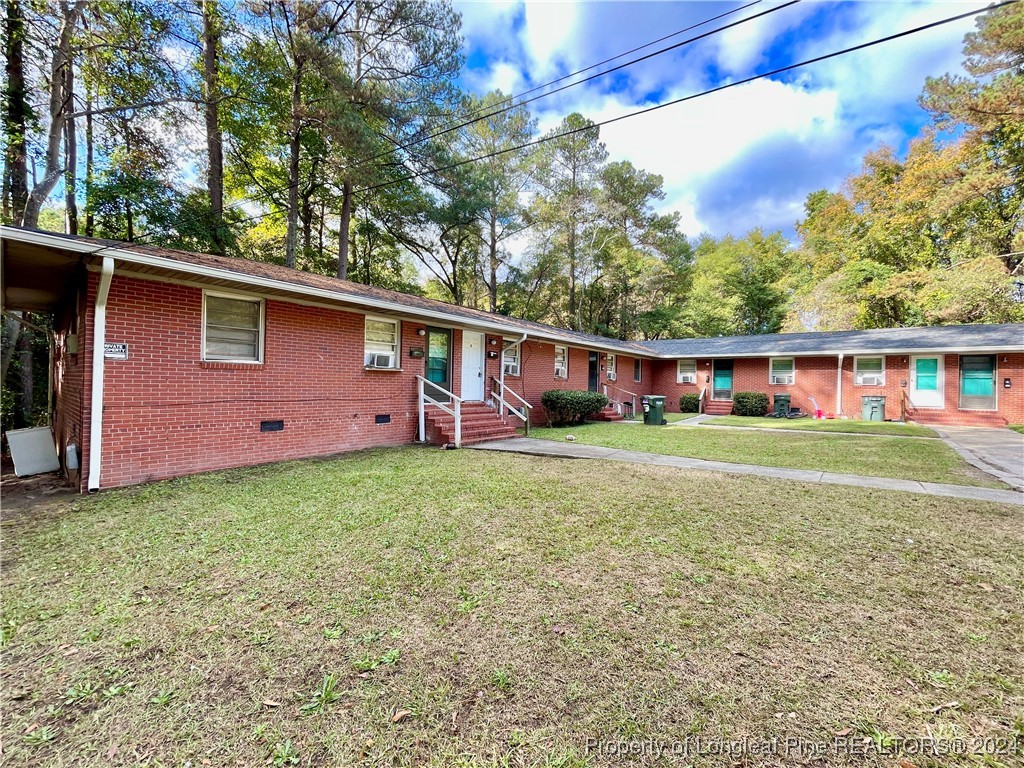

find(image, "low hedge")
[732,391,769,417]
[541,390,609,426]
[679,393,700,413]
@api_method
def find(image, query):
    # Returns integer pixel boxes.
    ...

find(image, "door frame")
[908,354,944,409]
[424,326,453,402]
[460,330,486,402]
[712,359,734,400]
[587,351,599,392]
[959,354,997,411]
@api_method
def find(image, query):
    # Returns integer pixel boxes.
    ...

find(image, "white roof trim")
[4,227,650,357]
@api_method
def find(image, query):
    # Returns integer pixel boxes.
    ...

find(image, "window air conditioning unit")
[555,367,567,379]
[679,374,695,384]
[860,374,884,386]
[369,353,395,368]
[607,372,616,381]
[770,375,793,385]
[503,363,518,376]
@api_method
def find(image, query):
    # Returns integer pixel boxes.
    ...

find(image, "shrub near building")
[680,393,701,413]
[540,390,609,426]
[732,392,769,417]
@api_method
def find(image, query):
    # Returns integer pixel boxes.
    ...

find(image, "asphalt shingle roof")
[6,227,1023,358]
[643,324,1024,357]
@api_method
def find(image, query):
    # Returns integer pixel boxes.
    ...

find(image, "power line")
[84,0,798,247]
[355,1,1015,195]
[83,0,1015,255]
[164,0,795,230]
[348,0,784,169]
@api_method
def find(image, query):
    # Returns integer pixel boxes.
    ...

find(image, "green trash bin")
[861,395,886,422]
[773,393,791,416]
[642,395,667,426]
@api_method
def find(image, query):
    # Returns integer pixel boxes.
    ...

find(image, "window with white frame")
[554,345,568,378]
[203,292,264,362]
[676,358,697,384]
[364,317,400,368]
[855,356,885,386]
[770,357,795,385]
[606,354,617,380]
[503,343,520,376]
[633,358,642,382]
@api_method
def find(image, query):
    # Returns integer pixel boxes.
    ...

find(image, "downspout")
[836,353,844,417]
[87,256,114,491]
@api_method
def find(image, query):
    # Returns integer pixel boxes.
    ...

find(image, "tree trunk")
[338,177,352,279]
[487,213,498,312]
[23,1,84,229]
[202,0,225,254]
[17,328,33,427]
[3,0,29,225]
[284,63,303,269]
[64,58,78,234]
[1,312,22,384]
[84,83,94,235]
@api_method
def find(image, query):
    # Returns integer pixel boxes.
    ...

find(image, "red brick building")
[3,227,1022,492]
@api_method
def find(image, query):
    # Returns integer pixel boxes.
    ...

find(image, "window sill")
[365,366,404,373]
[200,360,263,370]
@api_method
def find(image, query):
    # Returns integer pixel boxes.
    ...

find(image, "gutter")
[87,256,114,491]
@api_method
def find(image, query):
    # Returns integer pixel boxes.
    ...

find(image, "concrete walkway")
[932,426,1024,491]
[470,438,1023,505]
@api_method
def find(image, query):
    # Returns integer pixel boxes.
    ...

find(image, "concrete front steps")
[424,402,521,446]
[590,406,624,422]
[906,408,1008,428]
[704,399,733,416]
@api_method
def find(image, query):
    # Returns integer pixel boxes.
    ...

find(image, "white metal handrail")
[417,375,464,448]
[603,381,638,418]
[699,387,707,414]
[491,376,532,436]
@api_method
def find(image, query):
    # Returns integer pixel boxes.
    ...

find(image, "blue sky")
[453,0,986,241]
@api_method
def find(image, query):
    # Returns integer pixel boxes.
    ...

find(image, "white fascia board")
[1,227,651,358]
[654,346,1021,359]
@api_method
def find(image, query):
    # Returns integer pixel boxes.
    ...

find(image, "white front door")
[460,331,485,401]
[909,355,944,408]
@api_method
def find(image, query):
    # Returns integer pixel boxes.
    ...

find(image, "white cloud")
[456,0,986,239]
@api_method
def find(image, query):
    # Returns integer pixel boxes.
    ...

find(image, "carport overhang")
[1,230,85,313]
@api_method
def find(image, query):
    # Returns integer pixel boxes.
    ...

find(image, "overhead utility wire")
[347,0,800,170]
[82,0,792,248]
[355,1,1016,195]
[80,0,1014,254]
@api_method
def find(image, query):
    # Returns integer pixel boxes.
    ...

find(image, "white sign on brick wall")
[104,343,129,360]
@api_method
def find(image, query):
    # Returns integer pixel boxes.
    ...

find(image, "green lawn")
[2,448,1021,766]
[621,411,691,424]
[531,423,1002,487]
[702,415,937,437]
[1010,425,1024,435]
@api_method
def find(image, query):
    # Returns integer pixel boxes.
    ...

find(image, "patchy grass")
[530,423,1003,487]
[703,415,937,437]
[620,412,692,424]
[1009,425,1024,435]
[2,448,1022,767]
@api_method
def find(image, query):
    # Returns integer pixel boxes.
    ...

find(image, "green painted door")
[712,360,733,400]
[960,355,996,410]
[425,327,451,402]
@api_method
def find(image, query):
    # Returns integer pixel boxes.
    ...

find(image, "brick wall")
[51,287,87,487]
[67,270,1022,490]
[652,353,1024,425]
[499,342,654,425]
[89,274,473,489]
